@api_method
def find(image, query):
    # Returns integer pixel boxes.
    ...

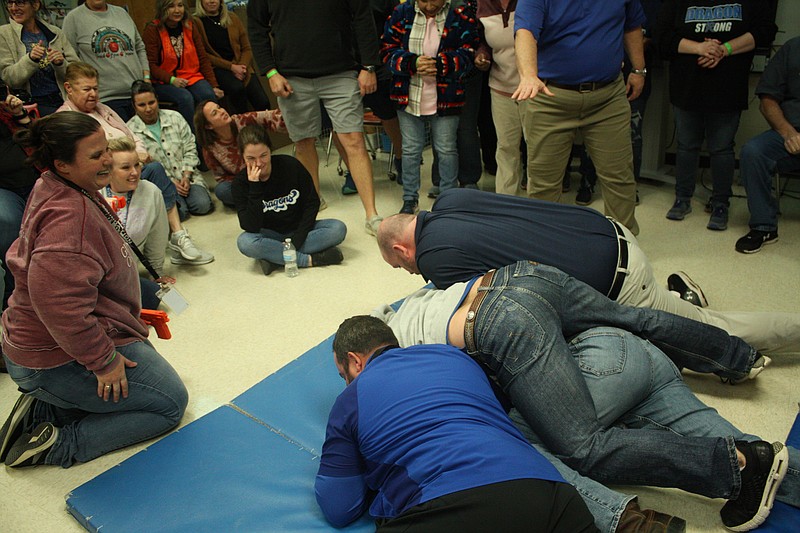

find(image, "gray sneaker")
[169,228,201,260]
[0,394,34,463]
[5,422,58,468]
[666,199,692,220]
[707,204,729,231]
[170,249,214,266]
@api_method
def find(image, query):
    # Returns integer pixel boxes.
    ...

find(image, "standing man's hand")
[626,73,644,101]
[358,69,377,96]
[512,76,553,101]
[268,73,293,98]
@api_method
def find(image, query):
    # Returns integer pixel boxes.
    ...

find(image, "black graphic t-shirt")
[655,0,777,111]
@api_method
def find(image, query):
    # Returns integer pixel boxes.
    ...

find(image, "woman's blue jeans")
[673,106,742,205]
[3,340,188,468]
[397,110,459,202]
[236,219,347,267]
[468,261,751,498]
[153,79,217,133]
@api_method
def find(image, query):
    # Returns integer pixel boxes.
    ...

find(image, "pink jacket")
[57,99,148,155]
[1,171,148,375]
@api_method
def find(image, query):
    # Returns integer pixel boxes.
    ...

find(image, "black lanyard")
[62,177,162,280]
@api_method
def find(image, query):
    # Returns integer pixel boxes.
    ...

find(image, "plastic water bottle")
[283,238,299,278]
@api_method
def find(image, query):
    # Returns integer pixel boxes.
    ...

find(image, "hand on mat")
[269,73,293,98]
[96,354,137,402]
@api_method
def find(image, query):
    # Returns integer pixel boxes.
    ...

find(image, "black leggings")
[377,479,599,533]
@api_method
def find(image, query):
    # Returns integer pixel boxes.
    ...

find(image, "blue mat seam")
[225,403,321,458]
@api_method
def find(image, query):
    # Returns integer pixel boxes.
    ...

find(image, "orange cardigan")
[143,19,219,87]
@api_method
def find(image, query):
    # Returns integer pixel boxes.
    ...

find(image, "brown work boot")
[617,500,686,533]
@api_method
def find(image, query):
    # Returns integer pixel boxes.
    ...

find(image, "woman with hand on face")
[144,0,223,133]
[0,111,187,469]
[103,136,175,310]
[232,124,346,275]
[193,0,270,114]
[0,0,78,116]
[194,99,283,207]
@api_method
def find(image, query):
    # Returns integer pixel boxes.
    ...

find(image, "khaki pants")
[523,76,639,234]
[491,91,526,196]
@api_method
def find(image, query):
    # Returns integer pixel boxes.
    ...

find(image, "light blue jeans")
[739,129,800,232]
[511,328,800,531]
[469,261,754,498]
[3,340,188,468]
[176,184,213,221]
[214,180,235,208]
[236,219,347,267]
[397,110,458,202]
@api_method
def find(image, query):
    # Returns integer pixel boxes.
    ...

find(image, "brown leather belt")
[464,269,496,353]
[546,79,615,93]
[606,220,629,301]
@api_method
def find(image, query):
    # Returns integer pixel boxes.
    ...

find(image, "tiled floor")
[1,146,799,532]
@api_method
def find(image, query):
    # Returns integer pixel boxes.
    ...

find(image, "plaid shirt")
[127,109,204,187]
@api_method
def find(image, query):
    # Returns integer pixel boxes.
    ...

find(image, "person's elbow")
[314,476,368,528]
[315,493,366,528]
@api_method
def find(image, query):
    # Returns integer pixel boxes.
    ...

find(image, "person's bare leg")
[381,117,403,158]
[338,131,378,219]
[167,205,182,233]
[294,137,321,194]
[332,133,351,170]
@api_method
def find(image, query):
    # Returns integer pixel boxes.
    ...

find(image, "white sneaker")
[365,215,382,237]
[169,228,201,260]
[170,249,214,266]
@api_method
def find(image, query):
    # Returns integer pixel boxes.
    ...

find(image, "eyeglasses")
[5,0,32,6]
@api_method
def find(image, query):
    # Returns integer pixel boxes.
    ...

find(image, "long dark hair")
[14,111,102,170]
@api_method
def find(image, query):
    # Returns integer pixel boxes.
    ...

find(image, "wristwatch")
[631,68,647,77]
[363,65,377,73]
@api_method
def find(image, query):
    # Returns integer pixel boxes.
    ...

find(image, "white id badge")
[156,285,189,315]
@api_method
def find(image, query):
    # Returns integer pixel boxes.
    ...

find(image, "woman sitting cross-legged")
[232,124,346,275]
[0,111,187,468]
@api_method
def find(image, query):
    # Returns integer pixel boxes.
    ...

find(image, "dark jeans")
[214,69,271,114]
[673,106,742,206]
[469,261,748,498]
[153,79,217,133]
[32,92,63,117]
[432,70,484,186]
[377,479,598,533]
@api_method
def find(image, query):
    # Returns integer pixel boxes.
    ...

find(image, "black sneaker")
[575,185,593,205]
[258,259,279,276]
[4,422,58,468]
[0,394,34,463]
[735,230,779,254]
[666,199,692,220]
[707,204,729,231]
[721,441,788,531]
[311,247,344,267]
[400,199,418,215]
[667,271,709,307]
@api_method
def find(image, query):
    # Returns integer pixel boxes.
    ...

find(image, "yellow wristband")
[266,69,278,79]
[724,42,733,56]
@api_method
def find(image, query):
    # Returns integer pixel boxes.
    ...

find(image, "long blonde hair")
[194,0,230,27]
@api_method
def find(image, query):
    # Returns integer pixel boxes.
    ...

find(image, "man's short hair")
[376,213,414,257]
[333,316,398,367]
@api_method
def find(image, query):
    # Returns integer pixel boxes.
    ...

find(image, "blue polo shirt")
[315,344,564,527]
[515,0,646,84]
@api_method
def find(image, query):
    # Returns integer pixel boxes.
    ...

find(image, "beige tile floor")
[1,145,799,532]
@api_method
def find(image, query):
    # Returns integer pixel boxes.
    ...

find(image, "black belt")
[463,269,496,354]
[546,79,615,93]
[606,220,629,301]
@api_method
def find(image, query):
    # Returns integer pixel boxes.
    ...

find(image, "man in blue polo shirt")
[315,315,598,532]
[512,0,645,235]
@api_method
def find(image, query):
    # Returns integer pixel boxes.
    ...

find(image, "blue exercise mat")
[66,336,372,533]
[66,333,800,532]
